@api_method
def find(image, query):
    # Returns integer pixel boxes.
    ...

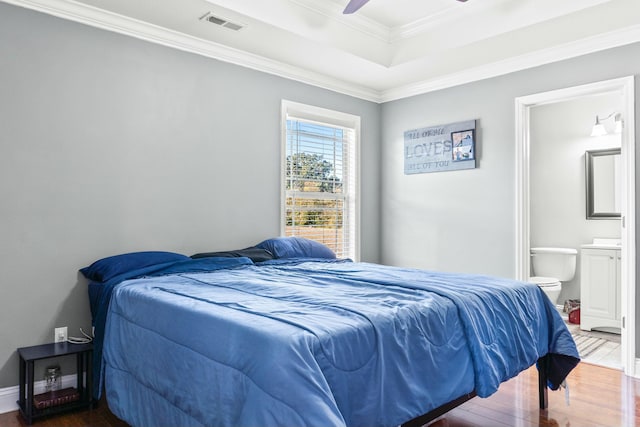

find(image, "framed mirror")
[585,148,621,219]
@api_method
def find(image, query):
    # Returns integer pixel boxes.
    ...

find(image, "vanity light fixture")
[590,112,622,136]
[614,114,623,133]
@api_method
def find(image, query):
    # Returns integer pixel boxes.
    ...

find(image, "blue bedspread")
[99,259,579,427]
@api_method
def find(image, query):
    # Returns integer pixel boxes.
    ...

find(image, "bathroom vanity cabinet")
[580,245,621,332]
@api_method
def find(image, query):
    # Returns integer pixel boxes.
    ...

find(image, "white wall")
[530,94,622,303]
[0,3,381,388]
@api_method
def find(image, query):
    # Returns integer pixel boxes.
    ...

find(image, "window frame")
[280,100,361,261]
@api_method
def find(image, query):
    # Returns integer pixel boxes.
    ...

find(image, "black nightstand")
[17,342,94,425]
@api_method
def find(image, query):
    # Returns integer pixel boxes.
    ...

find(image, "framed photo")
[451,129,475,162]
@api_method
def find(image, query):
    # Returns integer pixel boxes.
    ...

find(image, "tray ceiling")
[4,0,640,102]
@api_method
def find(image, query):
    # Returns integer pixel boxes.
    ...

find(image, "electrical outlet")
[54,327,67,343]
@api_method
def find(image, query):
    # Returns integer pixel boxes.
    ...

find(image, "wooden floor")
[0,397,128,427]
[436,362,639,427]
[0,362,637,427]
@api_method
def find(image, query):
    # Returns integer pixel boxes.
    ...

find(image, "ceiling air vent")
[199,12,246,31]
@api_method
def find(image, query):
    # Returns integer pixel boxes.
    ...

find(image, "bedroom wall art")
[404,119,477,174]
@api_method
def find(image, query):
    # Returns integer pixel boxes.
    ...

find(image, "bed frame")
[401,357,549,427]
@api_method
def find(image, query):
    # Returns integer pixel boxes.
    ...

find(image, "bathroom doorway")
[514,77,636,377]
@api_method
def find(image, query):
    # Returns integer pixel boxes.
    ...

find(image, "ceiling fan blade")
[343,0,370,14]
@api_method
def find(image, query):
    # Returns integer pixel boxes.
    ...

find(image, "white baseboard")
[0,384,20,414]
[634,358,640,378]
[0,374,78,415]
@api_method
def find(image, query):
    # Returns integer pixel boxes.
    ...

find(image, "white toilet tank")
[530,247,577,281]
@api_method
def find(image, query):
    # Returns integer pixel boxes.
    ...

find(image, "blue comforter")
[98,258,579,427]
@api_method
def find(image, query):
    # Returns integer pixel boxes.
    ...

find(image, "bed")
[82,237,579,427]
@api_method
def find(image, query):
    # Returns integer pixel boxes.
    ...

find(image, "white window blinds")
[282,101,359,260]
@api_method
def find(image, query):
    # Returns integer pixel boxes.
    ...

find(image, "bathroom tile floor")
[565,319,622,370]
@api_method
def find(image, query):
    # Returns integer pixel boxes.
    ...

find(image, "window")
[281,100,360,260]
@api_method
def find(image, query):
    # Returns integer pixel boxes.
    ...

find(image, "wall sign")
[404,119,476,174]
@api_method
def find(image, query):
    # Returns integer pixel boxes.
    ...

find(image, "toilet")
[529,247,578,306]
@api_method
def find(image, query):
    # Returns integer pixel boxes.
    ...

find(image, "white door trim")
[515,76,636,377]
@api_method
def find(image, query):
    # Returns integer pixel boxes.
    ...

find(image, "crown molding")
[389,3,467,42]
[2,0,381,102]
[3,0,640,105]
[289,0,390,43]
[380,24,640,103]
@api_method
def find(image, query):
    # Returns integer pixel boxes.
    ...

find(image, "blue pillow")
[191,247,274,263]
[255,237,336,259]
[80,251,189,282]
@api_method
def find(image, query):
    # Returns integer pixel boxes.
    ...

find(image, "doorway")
[514,77,636,377]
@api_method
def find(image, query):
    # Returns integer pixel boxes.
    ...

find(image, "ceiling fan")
[343,0,468,15]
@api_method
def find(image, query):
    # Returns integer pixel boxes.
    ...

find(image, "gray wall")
[381,43,640,356]
[2,1,640,391]
[530,94,622,304]
[0,3,381,388]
